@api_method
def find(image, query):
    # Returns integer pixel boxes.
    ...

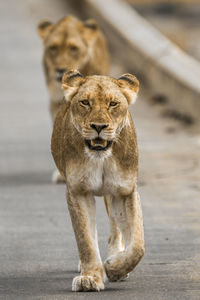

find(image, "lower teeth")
[91,140,95,147]
[90,140,107,147]
[102,141,107,147]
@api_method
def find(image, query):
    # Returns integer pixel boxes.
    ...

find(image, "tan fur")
[37,15,109,122]
[51,71,145,292]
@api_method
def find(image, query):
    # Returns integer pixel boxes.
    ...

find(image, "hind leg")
[104,196,124,257]
[52,169,65,183]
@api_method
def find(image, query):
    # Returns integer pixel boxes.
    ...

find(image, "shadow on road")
[0,171,52,187]
[0,269,138,298]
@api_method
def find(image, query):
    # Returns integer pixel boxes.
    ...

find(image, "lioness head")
[62,70,139,154]
[38,16,108,85]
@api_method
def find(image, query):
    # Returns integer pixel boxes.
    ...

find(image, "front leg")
[67,191,104,292]
[104,186,145,281]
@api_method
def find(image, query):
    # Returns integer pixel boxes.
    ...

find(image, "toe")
[72,275,104,292]
[72,276,82,292]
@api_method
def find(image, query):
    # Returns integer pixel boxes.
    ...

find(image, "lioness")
[37,15,109,122]
[51,70,145,292]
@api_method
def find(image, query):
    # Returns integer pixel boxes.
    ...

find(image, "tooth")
[91,140,95,147]
[103,141,107,147]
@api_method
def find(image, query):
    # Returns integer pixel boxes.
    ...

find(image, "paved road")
[0,0,200,299]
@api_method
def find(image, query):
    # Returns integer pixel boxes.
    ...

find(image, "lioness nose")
[90,124,108,134]
[56,68,67,75]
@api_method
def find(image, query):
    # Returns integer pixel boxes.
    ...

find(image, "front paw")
[104,254,129,282]
[72,275,104,292]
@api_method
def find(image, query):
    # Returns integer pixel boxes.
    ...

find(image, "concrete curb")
[72,0,200,124]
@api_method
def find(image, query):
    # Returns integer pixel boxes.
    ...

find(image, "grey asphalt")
[0,0,200,299]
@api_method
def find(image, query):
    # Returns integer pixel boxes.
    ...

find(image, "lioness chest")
[67,155,135,196]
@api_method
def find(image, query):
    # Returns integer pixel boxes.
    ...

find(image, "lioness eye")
[69,45,79,52]
[110,101,118,107]
[80,100,90,106]
[48,45,58,54]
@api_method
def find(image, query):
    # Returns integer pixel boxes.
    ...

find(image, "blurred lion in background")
[37,15,109,122]
[37,15,109,183]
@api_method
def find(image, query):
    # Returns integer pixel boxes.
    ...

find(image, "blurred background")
[0,0,199,299]
[127,0,200,59]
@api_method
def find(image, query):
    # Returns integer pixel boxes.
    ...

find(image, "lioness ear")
[62,70,84,101]
[37,20,54,41]
[118,73,139,105]
[83,18,98,30]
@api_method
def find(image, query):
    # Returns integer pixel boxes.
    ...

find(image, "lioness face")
[62,71,139,153]
[38,16,100,85]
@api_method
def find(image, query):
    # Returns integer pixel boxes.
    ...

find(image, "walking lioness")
[51,70,145,292]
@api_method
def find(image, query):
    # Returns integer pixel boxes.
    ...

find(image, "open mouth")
[85,138,112,151]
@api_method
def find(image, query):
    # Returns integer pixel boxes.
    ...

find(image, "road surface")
[0,0,200,299]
